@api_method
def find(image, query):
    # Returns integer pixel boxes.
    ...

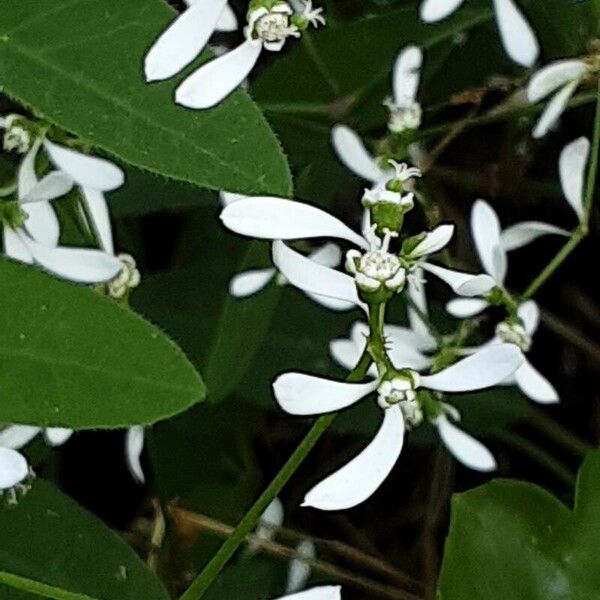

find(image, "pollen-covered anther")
[377,374,422,427]
[496,321,532,352]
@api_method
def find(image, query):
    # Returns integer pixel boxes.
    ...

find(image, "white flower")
[0,446,30,491]
[220,196,495,308]
[174,1,324,109]
[273,343,522,510]
[419,0,539,67]
[384,45,424,134]
[528,59,594,138]
[144,0,238,82]
[125,425,146,484]
[273,587,341,600]
[1,141,122,284]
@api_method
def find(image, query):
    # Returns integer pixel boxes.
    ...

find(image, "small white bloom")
[528,59,594,138]
[419,0,539,67]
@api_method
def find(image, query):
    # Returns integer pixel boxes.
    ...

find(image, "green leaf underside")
[0,258,204,428]
[438,451,600,599]
[0,0,291,197]
[0,480,169,600]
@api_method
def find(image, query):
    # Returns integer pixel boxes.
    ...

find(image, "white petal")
[0,425,41,450]
[44,427,73,447]
[81,188,114,254]
[219,191,247,207]
[515,359,559,404]
[274,587,342,600]
[215,3,238,32]
[421,262,496,296]
[229,268,275,297]
[446,298,489,318]
[309,243,342,268]
[25,237,122,284]
[559,136,590,220]
[330,338,365,372]
[17,139,42,199]
[22,202,60,247]
[304,291,355,312]
[385,326,432,370]
[408,224,454,258]
[532,80,579,139]
[3,227,34,264]
[407,272,437,351]
[221,197,369,249]
[421,343,524,392]
[392,45,423,108]
[517,300,539,336]
[419,0,465,22]
[21,172,73,204]
[286,539,316,594]
[471,199,506,283]
[436,416,496,471]
[255,497,284,543]
[43,141,124,192]
[501,221,569,251]
[492,0,539,67]
[125,426,146,484]
[273,241,366,311]
[0,447,29,490]
[330,125,385,183]
[176,39,262,109]
[273,373,378,416]
[527,60,587,103]
[144,0,228,81]
[302,405,404,511]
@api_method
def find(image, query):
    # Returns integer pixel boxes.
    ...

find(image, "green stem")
[0,572,99,600]
[522,79,600,300]
[178,349,373,600]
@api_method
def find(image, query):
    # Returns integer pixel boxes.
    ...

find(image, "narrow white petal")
[407,273,437,351]
[421,262,496,296]
[501,221,569,251]
[215,3,238,32]
[0,447,29,489]
[392,45,423,108]
[21,172,73,204]
[0,425,41,450]
[446,298,489,318]
[419,0,465,22]
[43,141,124,192]
[385,325,432,370]
[533,80,578,139]
[559,136,590,220]
[44,428,73,447]
[3,227,34,264]
[409,224,454,258]
[125,426,146,484]
[492,0,539,67]
[515,360,559,404]
[17,139,42,199]
[144,0,228,81]
[330,338,364,372]
[219,191,247,207]
[304,292,355,311]
[82,188,114,254]
[274,587,342,600]
[309,243,342,268]
[229,268,275,297]
[331,125,385,183]
[176,39,262,109]
[22,202,60,247]
[286,539,316,594]
[273,373,378,416]
[25,237,122,284]
[302,405,404,511]
[255,497,284,543]
[437,416,496,471]
[421,343,524,392]
[221,197,369,249]
[527,60,587,103]
[517,300,539,336]
[273,241,366,311]
[471,199,506,283]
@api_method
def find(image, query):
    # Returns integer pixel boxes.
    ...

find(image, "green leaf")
[0,480,169,600]
[438,451,600,599]
[0,0,291,196]
[0,258,204,428]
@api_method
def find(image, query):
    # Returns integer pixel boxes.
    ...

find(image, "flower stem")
[0,572,99,600]
[178,349,373,600]
[522,78,600,300]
